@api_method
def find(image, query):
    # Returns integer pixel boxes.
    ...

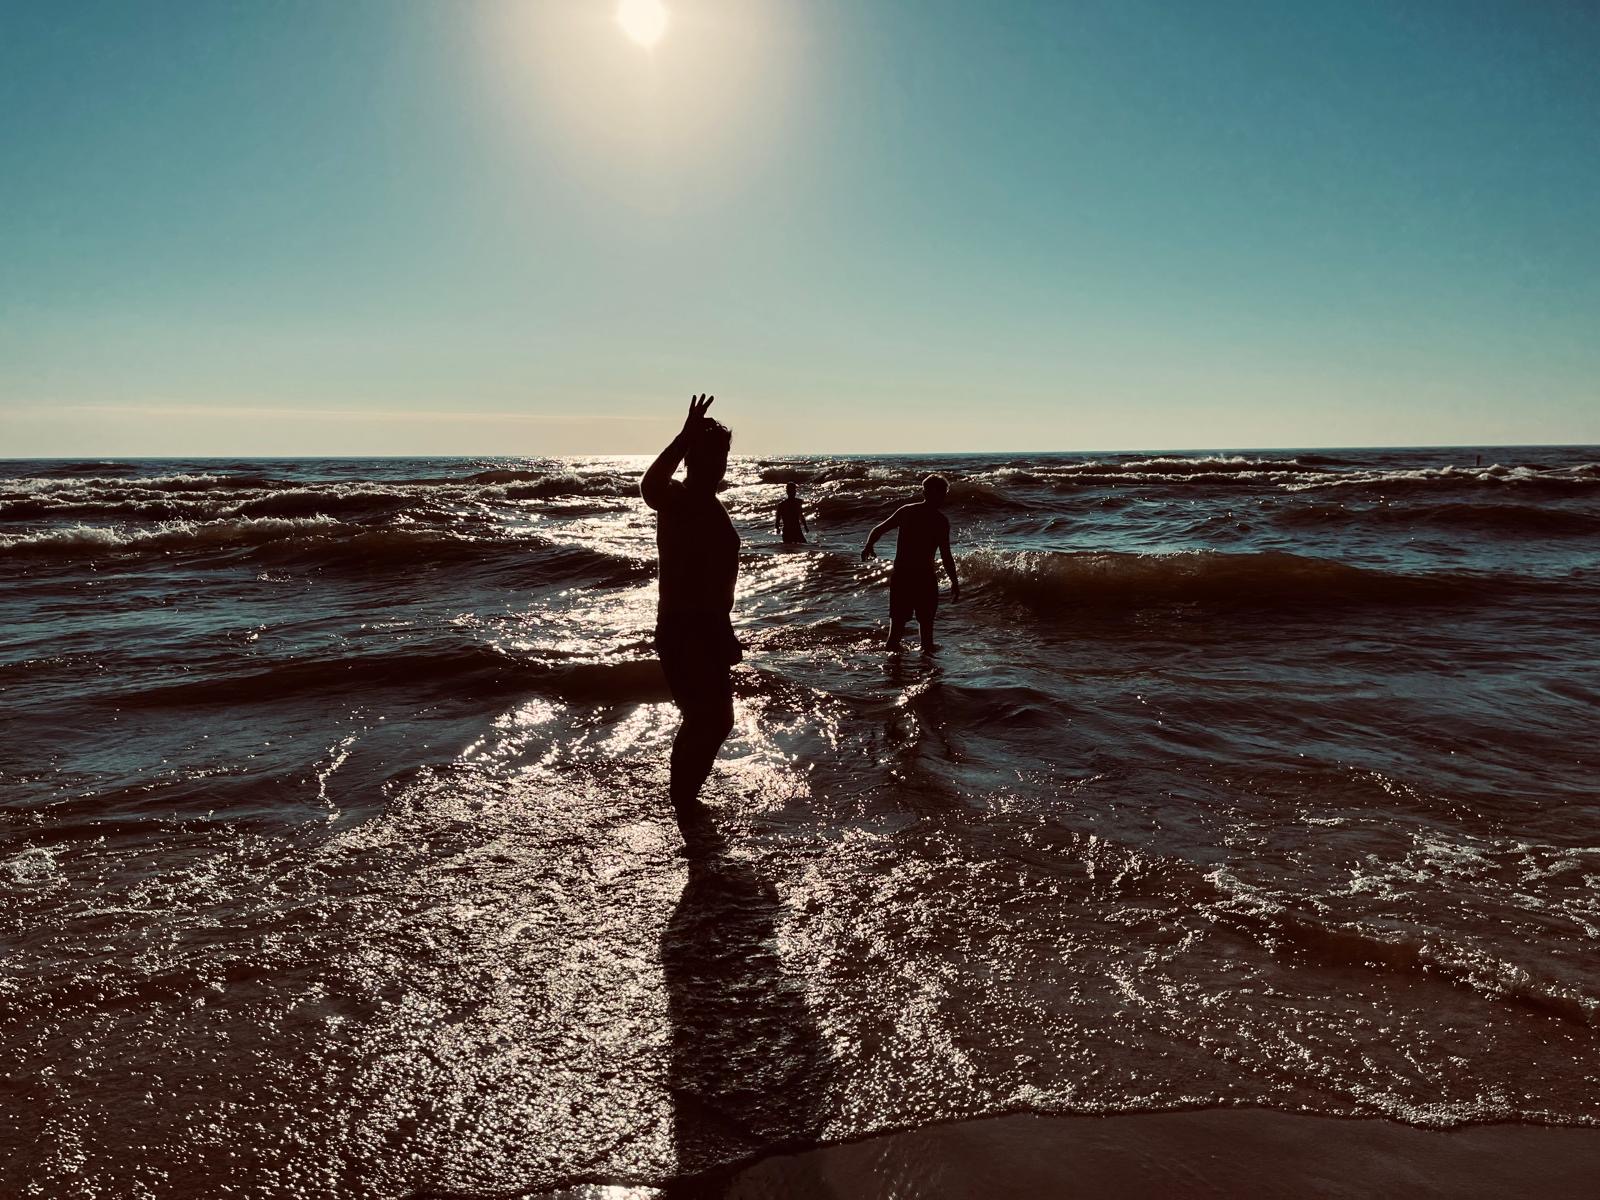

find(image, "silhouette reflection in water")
[660,843,836,1193]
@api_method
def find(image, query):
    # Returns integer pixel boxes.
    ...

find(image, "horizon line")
[3,441,1597,462]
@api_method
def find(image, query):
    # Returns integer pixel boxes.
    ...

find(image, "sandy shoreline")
[531,1108,1600,1199]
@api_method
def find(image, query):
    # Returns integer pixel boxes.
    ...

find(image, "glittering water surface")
[3,448,1599,1196]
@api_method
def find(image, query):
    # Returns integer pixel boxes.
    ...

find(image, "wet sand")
[539,1109,1600,1198]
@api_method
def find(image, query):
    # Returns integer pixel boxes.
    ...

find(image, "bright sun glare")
[617,0,669,48]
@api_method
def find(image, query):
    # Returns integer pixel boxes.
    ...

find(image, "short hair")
[922,473,949,500]
[699,419,732,453]
[685,419,732,473]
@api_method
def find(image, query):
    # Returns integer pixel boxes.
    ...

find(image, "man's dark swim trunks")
[889,566,938,626]
[655,611,742,714]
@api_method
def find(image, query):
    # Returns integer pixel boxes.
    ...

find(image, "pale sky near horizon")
[2,0,1597,456]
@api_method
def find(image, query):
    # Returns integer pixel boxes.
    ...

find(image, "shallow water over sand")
[3,447,1598,1195]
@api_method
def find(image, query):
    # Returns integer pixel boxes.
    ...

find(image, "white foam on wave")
[1289,462,1600,492]
[1049,455,1312,476]
[1202,820,1600,1029]
[0,515,342,556]
[4,846,63,887]
[15,471,277,494]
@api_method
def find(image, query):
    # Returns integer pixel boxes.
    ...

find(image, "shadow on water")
[659,807,837,1197]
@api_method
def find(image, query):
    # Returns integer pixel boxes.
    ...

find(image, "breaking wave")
[20,471,285,493]
[1205,869,1600,1027]
[1274,500,1600,537]
[107,645,676,708]
[1290,463,1600,495]
[0,516,648,580]
[815,480,1031,521]
[959,548,1507,610]
[1053,455,1315,476]
[0,515,345,556]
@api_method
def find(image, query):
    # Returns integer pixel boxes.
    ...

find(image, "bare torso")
[890,503,949,575]
[656,482,739,614]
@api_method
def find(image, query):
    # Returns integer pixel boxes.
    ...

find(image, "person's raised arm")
[641,394,713,510]
[940,517,960,602]
[861,507,904,560]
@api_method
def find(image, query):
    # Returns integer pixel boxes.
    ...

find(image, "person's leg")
[669,678,733,812]
[917,585,940,652]
[660,638,734,851]
[888,573,910,650]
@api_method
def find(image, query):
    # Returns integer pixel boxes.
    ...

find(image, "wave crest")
[1054,455,1313,477]
[0,516,344,557]
[960,548,1473,609]
[0,516,649,582]
[1274,501,1600,537]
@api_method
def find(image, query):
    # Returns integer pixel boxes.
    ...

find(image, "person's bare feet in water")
[673,799,727,857]
[921,641,940,654]
[680,828,727,858]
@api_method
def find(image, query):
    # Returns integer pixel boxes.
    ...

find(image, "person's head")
[785,481,798,499]
[684,419,732,488]
[922,473,949,507]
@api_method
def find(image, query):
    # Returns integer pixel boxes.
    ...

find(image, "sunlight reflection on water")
[4,448,1599,1193]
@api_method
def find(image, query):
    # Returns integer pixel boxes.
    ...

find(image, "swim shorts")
[889,568,938,625]
[654,611,742,714]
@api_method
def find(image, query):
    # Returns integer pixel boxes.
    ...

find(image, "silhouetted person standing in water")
[862,474,960,653]
[774,481,808,545]
[642,394,739,851]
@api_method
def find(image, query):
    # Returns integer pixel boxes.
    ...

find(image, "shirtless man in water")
[774,481,808,544]
[861,474,960,652]
[641,394,738,850]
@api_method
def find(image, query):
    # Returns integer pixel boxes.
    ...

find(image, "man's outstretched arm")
[641,394,712,510]
[861,509,903,559]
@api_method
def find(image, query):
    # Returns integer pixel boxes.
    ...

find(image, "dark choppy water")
[3,447,1598,1196]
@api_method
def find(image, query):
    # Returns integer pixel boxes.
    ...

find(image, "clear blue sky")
[2,0,1596,455]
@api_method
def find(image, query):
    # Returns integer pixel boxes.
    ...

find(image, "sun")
[616,0,669,49]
